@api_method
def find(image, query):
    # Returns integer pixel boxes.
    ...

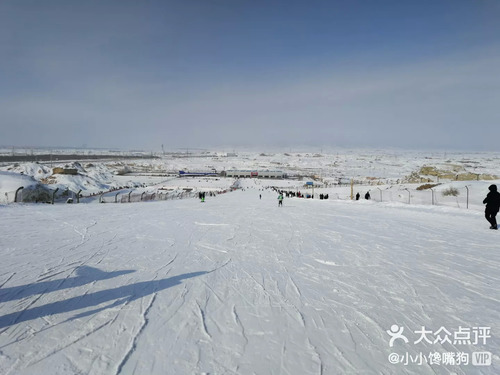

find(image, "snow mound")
[0,171,55,203]
[0,171,38,191]
[5,163,52,179]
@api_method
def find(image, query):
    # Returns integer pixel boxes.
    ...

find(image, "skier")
[365,191,371,200]
[278,193,283,207]
[356,192,360,200]
[483,184,500,229]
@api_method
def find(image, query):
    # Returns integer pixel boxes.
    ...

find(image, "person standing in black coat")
[483,184,500,229]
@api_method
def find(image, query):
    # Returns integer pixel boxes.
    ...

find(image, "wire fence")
[297,184,488,211]
[1,186,56,204]
[0,188,200,204]
[1,183,488,211]
[350,185,486,210]
[100,190,197,203]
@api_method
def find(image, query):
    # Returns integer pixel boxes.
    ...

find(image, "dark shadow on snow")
[0,271,207,329]
[0,266,135,303]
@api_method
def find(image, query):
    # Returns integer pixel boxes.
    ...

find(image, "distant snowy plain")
[1,182,499,374]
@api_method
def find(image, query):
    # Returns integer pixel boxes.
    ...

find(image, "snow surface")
[0,172,38,192]
[1,187,499,374]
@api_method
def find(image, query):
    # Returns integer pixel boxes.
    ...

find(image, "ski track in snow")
[116,293,157,375]
[0,189,499,374]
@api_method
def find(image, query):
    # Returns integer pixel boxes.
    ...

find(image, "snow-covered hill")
[0,188,498,374]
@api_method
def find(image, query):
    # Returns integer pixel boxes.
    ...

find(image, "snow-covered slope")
[0,171,53,204]
[0,162,148,199]
[0,189,498,374]
[0,171,39,192]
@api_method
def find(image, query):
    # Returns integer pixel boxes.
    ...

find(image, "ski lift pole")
[465,185,470,209]
[430,188,435,205]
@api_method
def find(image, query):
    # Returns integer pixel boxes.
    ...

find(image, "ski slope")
[0,189,499,374]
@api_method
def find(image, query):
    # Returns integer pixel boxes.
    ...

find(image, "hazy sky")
[1,0,499,151]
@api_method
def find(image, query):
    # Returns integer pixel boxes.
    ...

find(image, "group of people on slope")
[355,192,370,200]
[274,184,500,230]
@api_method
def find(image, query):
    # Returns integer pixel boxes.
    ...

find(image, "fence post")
[404,188,410,204]
[14,186,24,203]
[430,188,435,205]
[76,189,82,203]
[465,185,469,209]
[52,188,59,204]
[128,191,132,203]
[141,192,146,201]
[376,187,382,202]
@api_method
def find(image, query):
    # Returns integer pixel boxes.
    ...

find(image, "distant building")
[52,167,78,175]
[225,170,285,179]
[216,152,238,157]
[178,170,218,177]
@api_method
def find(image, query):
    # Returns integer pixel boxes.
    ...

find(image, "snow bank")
[0,171,38,192]
[0,171,40,203]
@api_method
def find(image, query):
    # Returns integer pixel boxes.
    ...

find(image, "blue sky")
[1,0,499,151]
